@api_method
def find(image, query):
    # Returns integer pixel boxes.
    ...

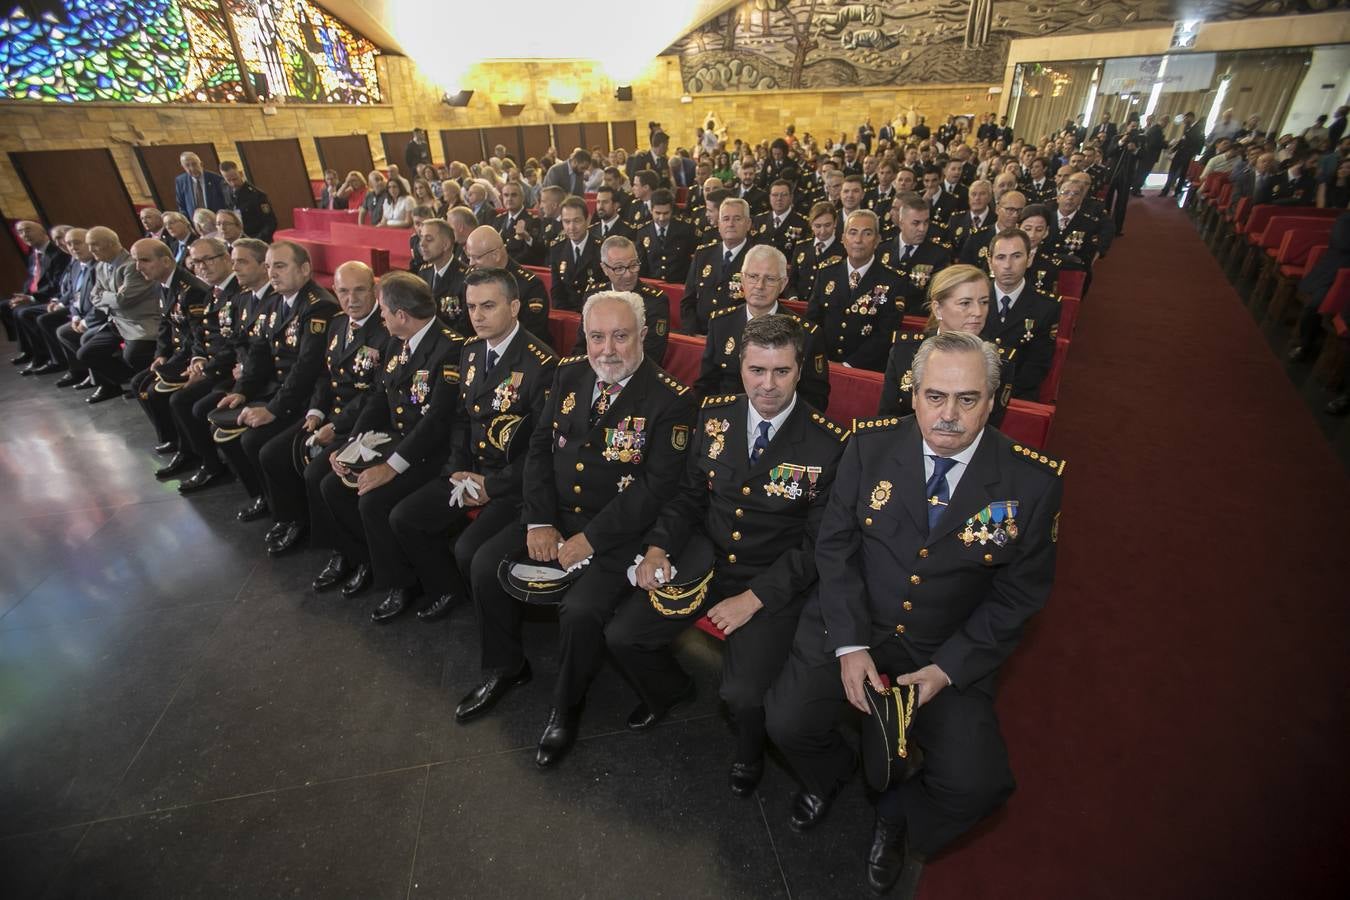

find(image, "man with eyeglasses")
[570,236,670,362]
[460,225,550,340]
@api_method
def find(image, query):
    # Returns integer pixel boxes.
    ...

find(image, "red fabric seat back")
[1002,400,1055,449]
[824,364,883,428]
[1057,270,1086,300]
[1038,337,1070,405]
[661,333,703,385]
[1317,269,1350,317]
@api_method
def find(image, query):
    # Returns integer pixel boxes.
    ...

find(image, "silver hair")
[600,234,637,261]
[744,243,787,277]
[911,330,1001,398]
[844,208,880,231]
[582,289,645,335]
[719,197,750,219]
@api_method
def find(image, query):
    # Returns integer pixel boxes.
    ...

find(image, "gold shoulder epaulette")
[442,327,465,341]
[896,331,925,342]
[657,371,690,395]
[877,260,902,276]
[791,315,818,333]
[558,354,588,366]
[526,340,555,363]
[549,233,566,246]
[1000,346,1017,361]
[815,258,837,270]
[852,416,901,433]
[640,281,665,298]
[709,305,739,321]
[1011,443,1066,476]
[810,410,849,440]
[701,393,737,408]
[696,239,718,250]
[517,267,537,281]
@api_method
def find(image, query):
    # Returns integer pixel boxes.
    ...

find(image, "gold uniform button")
[864,517,873,526]
[909,574,921,585]
[734,508,743,518]
[478,441,486,449]
[983,553,994,563]
[903,601,913,611]
[918,548,929,558]
[395,406,404,414]
[573,505,582,513]
[572,485,582,494]
[576,462,585,472]
[731,531,741,541]
[741,486,751,495]
[727,554,737,564]
[894,624,905,634]
[473,404,480,413]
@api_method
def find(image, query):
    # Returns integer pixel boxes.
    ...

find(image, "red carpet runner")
[919,198,1350,899]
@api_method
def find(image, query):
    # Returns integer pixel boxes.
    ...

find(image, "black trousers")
[14,304,55,363]
[0,301,17,343]
[607,580,801,762]
[56,322,90,377]
[36,309,70,366]
[1161,153,1195,195]
[553,545,642,709]
[131,368,177,445]
[257,421,342,525]
[389,480,521,600]
[171,381,230,471]
[765,630,1015,859]
[470,523,531,674]
[77,331,155,390]
[317,456,444,590]
[218,412,298,501]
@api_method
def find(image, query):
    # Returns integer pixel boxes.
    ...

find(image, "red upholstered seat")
[523,265,552,294]
[824,364,884,427]
[1058,295,1080,342]
[288,238,390,289]
[661,333,703,385]
[1038,337,1070,405]
[1003,400,1055,449]
[328,223,414,269]
[1057,270,1086,301]
[1317,269,1350,317]
[547,310,580,356]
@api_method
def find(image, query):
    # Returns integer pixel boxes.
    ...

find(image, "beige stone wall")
[0,53,994,221]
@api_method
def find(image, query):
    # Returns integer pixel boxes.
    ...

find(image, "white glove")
[335,431,391,465]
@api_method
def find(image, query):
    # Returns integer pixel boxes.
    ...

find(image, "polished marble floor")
[0,360,885,899]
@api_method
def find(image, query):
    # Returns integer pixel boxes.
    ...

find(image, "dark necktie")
[572,243,581,265]
[926,455,958,532]
[749,420,771,464]
[345,320,356,348]
[656,226,666,245]
[486,348,499,371]
[815,241,825,256]
[194,178,206,210]
[903,244,915,262]
[723,249,733,273]
[998,295,1010,321]
[590,380,619,426]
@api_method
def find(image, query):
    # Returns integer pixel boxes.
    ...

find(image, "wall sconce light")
[498,102,525,116]
[614,85,633,102]
[550,101,578,114]
[443,90,474,107]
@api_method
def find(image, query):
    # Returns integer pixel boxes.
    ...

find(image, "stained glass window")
[0,0,380,103]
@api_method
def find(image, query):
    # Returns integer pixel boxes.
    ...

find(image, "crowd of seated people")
[8,109,1214,897]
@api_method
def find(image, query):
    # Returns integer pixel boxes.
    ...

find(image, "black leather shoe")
[264,521,288,544]
[54,372,81,387]
[178,466,231,494]
[19,362,43,375]
[236,496,269,522]
[455,661,533,723]
[340,563,371,597]
[10,352,31,365]
[154,452,196,480]
[416,593,458,622]
[266,522,306,557]
[312,554,350,593]
[74,376,96,390]
[86,385,120,404]
[866,816,909,896]
[788,789,836,833]
[371,587,417,623]
[153,440,177,455]
[728,760,763,798]
[535,706,581,768]
[625,679,696,732]
[31,361,65,375]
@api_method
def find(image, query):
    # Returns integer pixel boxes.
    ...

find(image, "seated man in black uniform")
[416,217,468,330]
[635,189,695,284]
[684,197,755,335]
[173,239,276,492]
[789,201,845,301]
[806,209,907,372]
[698,244,828,410]
[766,330,1065,897]
[980,229,1059,400]
[609,314,848,797]
[752,180,809,256]
[317,272,464,621]
[496,181,544,266]
[879,192,952,298]
[207,240,338,520]
[455,291,695,767]
[572,235,670,362]
[462,226,550,340]
[258,261,389,558]
[547,196,604,312]
[387,267,556,626]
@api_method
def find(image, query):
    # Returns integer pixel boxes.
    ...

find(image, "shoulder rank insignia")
[558,354,588,366]
[810,411,848,439]
[852,416,901,433]
[657,371,690,395]
[709,305,738,321]
[1011,443,1066,476]
[526,341,555,363]
[700,393,737,408]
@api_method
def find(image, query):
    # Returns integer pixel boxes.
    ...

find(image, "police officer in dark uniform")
[731,159,769,216]
[548,196,604,312]
[683,196,756,335]
[258,261,390,558]
[589,186,635,243]
[316,271,465,621]
[173,239,275,491]
[879,193,953,299]
[636,189,696,284]
[697,244,828,411]
[766,331,1065,897]
[388,267,557,624]
[692,187,728,246]
[572,236,670,362]
[1045,179,1101,270]
[865,160,899,217]
[625,170,661,232]
[416,218,468,331]
[752,180,809,256]
[129,243,211,452]
[208,241,339,521]
[455,291,695,767]
[609,314,848,796]
[496,182,543,266]
[789,202,845,301]
[879,266,1015,427]
[1019,204,1067,297]
[948,180,996,266]
[461,225,550,342]
[537,186,566,250]
[981,229,1059,400]
[807,210,908,372]
[220,161,277,242]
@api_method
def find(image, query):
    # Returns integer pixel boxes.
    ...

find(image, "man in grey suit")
[78,229,161,403]
[55,229,111,390]
[543,149,593,196]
